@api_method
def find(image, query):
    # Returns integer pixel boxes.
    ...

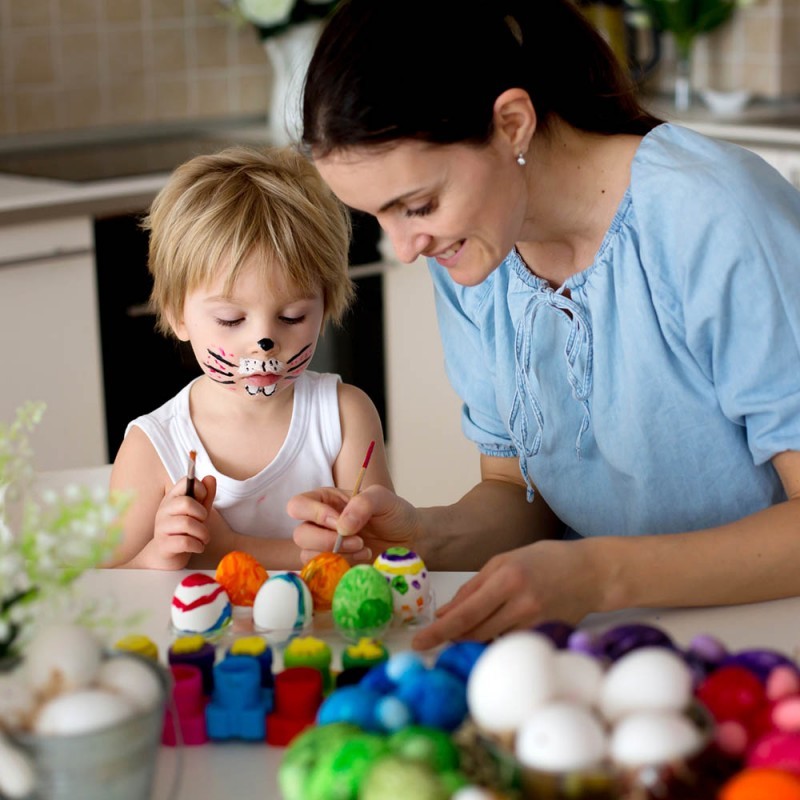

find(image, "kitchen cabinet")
[0,216,107,471]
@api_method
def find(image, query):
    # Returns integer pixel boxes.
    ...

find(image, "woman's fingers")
[287,488,350,526]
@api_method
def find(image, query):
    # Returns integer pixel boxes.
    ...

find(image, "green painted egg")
[331,564,394,641]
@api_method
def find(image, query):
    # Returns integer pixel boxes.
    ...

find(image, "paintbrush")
[332,440,375,555]
[185,449,197,499]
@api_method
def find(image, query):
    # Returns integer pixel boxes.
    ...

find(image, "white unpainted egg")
[515,701,608,773]
[0,672,36,729]
[553,650,605,707]
[96,656,163,711]
[610,710,704,768]
[35,689,134,736]
[25,623,103,695]
[467,631,557,734]
[252,574,313,633]
[0,733,36,799]
[600,647,692,722]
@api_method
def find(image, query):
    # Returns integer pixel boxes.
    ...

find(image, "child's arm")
[334,383,393,496]
[104,427,214,570]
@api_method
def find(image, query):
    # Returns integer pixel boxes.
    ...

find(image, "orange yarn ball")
[215,551,269,606]
[300,552,351,611]
[720,768,800,800]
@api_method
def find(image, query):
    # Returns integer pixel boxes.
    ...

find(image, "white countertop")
[0,117,270,225]
[69,568,800,800]
[0,172,170,223]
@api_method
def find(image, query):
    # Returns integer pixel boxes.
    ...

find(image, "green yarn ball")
[331,564,393,640]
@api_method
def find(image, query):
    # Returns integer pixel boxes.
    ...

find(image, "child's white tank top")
[126,371,342,539]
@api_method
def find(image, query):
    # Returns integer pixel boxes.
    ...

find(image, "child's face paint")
[173,253,324,400]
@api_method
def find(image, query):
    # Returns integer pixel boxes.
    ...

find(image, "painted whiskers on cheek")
[284,344,313,380]
[204,349,237,384]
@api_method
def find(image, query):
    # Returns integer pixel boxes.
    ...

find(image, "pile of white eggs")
[466,631,706,775]
[0,624,164,799]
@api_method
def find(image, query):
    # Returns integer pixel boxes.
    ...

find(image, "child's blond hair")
[144,145,354,337]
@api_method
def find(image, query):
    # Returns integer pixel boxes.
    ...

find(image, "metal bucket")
[16,655,169,800]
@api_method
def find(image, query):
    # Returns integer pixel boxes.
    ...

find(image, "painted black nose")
[258,338,274,352]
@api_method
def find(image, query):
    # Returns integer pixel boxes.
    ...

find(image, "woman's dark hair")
[302,0,662,156]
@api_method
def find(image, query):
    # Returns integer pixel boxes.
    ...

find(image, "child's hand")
[141,475,217,570]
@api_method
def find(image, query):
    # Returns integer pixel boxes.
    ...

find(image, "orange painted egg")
[720,768,800,800]
[299,552,351,611]
[215,551,269,607]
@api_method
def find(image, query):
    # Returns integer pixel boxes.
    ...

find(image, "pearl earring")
[516,152,527,167]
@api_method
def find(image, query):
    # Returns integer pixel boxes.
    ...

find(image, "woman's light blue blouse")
[429,123,800,538]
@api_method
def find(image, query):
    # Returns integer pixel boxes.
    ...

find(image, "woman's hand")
[288,483,421,564]
[412,538,603,650]
[140,475,217,570]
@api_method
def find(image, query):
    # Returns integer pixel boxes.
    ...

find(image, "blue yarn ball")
[435,641,487,683]
[359,662,396,694]
[385,651,426,683]
[316,686,384,732]
[393,667,468,732]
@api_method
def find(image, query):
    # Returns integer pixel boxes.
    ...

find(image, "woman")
[288,0,800,649]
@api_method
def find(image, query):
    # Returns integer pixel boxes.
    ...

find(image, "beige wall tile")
[102,0,143,24]
[194,0,222,17]
[151,0,186,20]
[10,33,56,84]
[106,78,149,124]
[154,74,190,119]
[105,28,145,77]
[237,72,269,115]
[744,15,780,56]
[61,85,105,128]
[13,89,58,133]
[152,27,188,72]
[237,28,267,67]
[9,0,54,27]
[60,30,101,84]
[192,73,231,117]
[58,0,100,26]
[192,22,232,69]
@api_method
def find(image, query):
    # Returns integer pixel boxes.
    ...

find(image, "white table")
[74,569,800,800]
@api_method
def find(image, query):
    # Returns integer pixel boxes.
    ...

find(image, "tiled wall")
[0,0,270,138]
[0,0,797,140]
[652,0,799,98]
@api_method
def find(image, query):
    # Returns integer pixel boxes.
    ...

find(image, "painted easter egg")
[373,547,431,623]
[300,552,351,611]
[170,573,232,634]
[215,550,269,607]
[252,572,313,632]
[331,564,393,641]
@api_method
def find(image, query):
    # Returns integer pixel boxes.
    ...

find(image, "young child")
[106,145,392,571]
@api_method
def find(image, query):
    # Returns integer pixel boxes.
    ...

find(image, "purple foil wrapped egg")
[567,629,604,659]
[721,649,799,684]
[684,633,730,687]
[596,623,676,662]
[533,620,575,649]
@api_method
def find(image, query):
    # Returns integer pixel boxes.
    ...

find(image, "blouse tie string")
[508,285,594,501]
